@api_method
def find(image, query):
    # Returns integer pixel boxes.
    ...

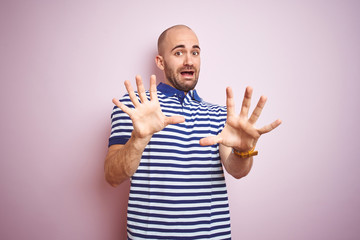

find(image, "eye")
[175,51,183,56]
[192,51,199,56]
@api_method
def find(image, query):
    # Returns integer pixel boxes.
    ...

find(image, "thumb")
[199,136,223,146]
[165,115,185,125]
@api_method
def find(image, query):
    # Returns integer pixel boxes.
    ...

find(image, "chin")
[166,73,199,92]
[180,80,198,92]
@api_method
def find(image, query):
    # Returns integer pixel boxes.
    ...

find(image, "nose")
[184,53,193,66]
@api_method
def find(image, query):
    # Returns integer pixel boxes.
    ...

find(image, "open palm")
[112,75,185,140]
[200,86,281,152]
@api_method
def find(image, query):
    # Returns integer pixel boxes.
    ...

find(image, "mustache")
[179,66,197,72]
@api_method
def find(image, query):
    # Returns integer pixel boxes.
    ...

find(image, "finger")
[240,86,253,118]
[124,80,140,107]
[136,75,148,103]
[249,95,267,124]
[149,75,158,102]
[165,115,185,126]
[199,135,223,146]
[258,119,282,135]
[112,98,132,116]
[226,87,236,117]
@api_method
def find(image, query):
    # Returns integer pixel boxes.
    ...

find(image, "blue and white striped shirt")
[109,83,231,240]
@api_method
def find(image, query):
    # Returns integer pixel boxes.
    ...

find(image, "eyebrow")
[171,44,201,52]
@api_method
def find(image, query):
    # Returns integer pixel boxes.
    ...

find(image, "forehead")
[164,28,199,50]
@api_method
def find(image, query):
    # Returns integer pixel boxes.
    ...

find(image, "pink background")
[1,0,359,239]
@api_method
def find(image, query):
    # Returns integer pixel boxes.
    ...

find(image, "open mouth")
[180,71,195,77]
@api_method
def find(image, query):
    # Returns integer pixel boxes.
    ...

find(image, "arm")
[219,144,253,179]
[104,75,185,187]
[104,135,150,187]
[200,86,281,179]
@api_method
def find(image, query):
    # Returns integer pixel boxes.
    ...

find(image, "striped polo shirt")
[109,82,231,240]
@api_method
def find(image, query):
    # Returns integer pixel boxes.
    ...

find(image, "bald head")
[157,25,196,55]
[155,24,201,92]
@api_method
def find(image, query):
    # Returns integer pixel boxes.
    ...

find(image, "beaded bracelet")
[232,146,258,158]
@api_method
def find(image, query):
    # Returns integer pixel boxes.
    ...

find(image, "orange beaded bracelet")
[232,146,258,158]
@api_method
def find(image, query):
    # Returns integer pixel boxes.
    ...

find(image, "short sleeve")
[108,94,134,147]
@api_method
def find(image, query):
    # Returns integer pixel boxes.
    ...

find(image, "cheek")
[165,58,179,68]
[171,62,184,72]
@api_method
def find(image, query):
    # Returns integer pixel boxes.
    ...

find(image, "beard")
[164,61,200,92]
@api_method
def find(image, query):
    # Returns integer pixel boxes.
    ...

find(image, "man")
[105,25,281,240]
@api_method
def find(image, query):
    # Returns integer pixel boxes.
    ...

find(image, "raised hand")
[112,75,185,141]
[199,86,281,152]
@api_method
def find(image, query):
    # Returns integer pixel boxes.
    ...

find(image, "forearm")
[104,133,151,187]
[220,144,253,179]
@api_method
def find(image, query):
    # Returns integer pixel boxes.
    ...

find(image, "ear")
[155,55,165,71]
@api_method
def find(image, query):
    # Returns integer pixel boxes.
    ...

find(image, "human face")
[157,27,201,92]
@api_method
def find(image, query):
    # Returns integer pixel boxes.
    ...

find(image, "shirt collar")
[157,82,202,102]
